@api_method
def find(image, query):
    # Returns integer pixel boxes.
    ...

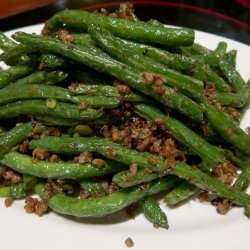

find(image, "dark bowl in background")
[0,0,249,44]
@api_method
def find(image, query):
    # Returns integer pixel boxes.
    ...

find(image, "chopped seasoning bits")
[125,237,134,248]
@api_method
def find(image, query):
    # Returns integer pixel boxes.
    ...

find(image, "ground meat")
[212,160,238,185]
[129,163,138,176]
[24,197,48,216]
[73,152,93,164]
[224,106,241,121]
[79,189,90,199]
[103,117,185,167]
[0,167,22,185]
[153,86,166,96]
[212,198,232,215]
[93,8,110,16]
[39,62,46,70]
[198,192,209,202]
[42,127,61,137]
[32,147,50,161]
[147,157,158,166]
[113,80,131,94]
[94,3,136,21]
[92,159,105,168]
[42,181,57,200]
[204,82,240,121]
[125,237,134,248]
[110,102,133,120]
[111,126,120,142]
[5,197,13,207]
[56,29,74,42]
[103,148,117,158]
[141,72,163,86]
[18,139,29,153]
[201,122,214,137]
[117,2,136,20]
[204,82,219,107]
[106,182,120,195]
[49,154,60,162]
[77,102,88,110]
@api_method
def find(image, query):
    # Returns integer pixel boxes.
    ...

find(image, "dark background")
[0,0,249,44]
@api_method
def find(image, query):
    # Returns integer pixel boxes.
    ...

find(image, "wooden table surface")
[0,0,57,18]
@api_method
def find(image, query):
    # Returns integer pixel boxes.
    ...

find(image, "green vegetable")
[35,176,179,217]
[42,9,195,46]
[0,100,104,121]
[12,32,203,122]
[0,122,34,159]
[139,197,169,229]
[2,151,125,179]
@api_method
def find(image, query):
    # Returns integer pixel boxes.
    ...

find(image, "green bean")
[0,44,35,62]
[29,136,170,172]
[113,168,159,188]
[0,65,34,89]
[75,32,231,93]
[35,112,117,127]
[72,70,113,85]
[170,162,250,212]
[35,116,84,127]
[225,50,237,67]
[215,92,246,108]
[0,84,120,108]
[79,179,106,197]
[234,162,250,191]
[0,100,104,121]
[0,122,34,159]
[2,151,125,179]
[218,60,248,94]
[42,9,195,46]
[88,24,203,100]
[164,181,199,205]
[224,149,250,169]
[192,64,232,92]
[13,32,203,122]
[134,103,225,167]
[203,102,250,156]
[0,175,37,198]
[10,70,68,87]
[189,43,247,92]
[0,31,17,51]
[40,53,71,68]
[29,135,250,211]
[69,84,147,102]
[214,41,227,57]
[139,197,169,229]
[140,45,198,71]
[35,175,179,217]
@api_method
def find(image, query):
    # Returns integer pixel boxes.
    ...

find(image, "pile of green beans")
[0,4,249,230]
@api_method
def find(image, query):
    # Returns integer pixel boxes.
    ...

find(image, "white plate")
[0,24,250,250]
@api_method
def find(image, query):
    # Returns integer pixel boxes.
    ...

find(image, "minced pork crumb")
[212,160,238,185]
[0,167,22,186]
[32,147,50,161]
[56,29,74,42]
[113,80,131,94]
[5,197,13,207]
[211,198,232,215]
[103,117,185,168]
[125,237,134,248]
[24,197,48,216]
